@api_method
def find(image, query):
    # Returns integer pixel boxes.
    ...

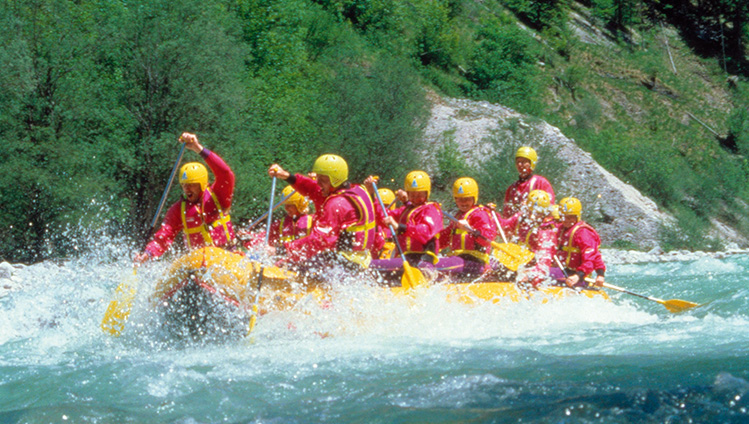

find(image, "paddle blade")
[248,303,259,335]
[402,262,427,289]
[662,298,701,313]
[101,273,138,337]
[262,266,295,280]
[491,243,534,271]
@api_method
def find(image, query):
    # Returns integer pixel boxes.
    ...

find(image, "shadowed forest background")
[2,0,749,263]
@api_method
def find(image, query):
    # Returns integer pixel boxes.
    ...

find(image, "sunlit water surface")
[1,241,748,423]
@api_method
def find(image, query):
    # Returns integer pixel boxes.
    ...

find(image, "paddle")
[372,181,427,289]
[489,208,509,244]
[264,177,278,246]
[101,143,187,336]
[443,210,534,272]
[238,189,296,239]
[246,177,278,333]
[552,255,700,313]
[592,279,700,313]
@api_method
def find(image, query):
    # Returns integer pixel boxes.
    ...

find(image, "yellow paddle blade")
[662,298,701,313]
[248,303,260,335]
[101,271,138,337]
[491,242,534,272]
[262,266,296,280]
[402,262,427,290]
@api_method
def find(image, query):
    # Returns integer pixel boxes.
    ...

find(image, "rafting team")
[134,132,606,290]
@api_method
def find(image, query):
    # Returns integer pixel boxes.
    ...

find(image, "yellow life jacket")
[180,187,232,249]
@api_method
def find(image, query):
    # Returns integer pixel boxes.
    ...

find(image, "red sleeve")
[574,227,604,275]
[204,150,234,209]
[145,201,182,258]
[502,184,515,218]
[498,213,518,237]
[468,209,495,248]
[284,196,357,262]
[291,174,325,211]
[438,222,455,244]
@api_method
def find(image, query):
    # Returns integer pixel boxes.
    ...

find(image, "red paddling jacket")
[439,206,496,264]
[383,201,443,261]
[502,175,555,218]
[557,220,606,277]
[285,174,376,264]
[145,149,235,258]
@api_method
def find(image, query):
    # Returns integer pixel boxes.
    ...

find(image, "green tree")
[93,0,249,240]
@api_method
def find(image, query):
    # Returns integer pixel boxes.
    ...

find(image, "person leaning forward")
[135,132,235,263]
[556,197,606,288]
[267,154,377,271]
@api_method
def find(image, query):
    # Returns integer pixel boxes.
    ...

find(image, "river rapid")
[1,241,748,423]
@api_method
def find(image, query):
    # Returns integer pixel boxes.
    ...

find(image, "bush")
[466,20,543,113]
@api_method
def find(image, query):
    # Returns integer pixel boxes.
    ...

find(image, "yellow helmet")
[559,197,582,218]
[404,170,431,198]
[312,154,348,188]
[282,185,309,215]
[452,177,478,203]
[179,162,208,191]
[378,188,397,210]
[515,146,538,170]
[527,189,551,209]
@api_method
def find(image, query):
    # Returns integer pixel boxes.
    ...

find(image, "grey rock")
[647,246,664,255]
[0,262,13,280]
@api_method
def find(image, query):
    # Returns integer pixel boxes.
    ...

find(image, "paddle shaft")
[264,177,277,246]
[491,210,509,244]
[148,143,187,237]
[596,280,664,302]
[248,266,265,334]
[243,190,296,233]
[443,210,528,256]
[372,182,408,262]
[442,210,491,243]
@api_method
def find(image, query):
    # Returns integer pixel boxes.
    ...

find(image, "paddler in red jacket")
[267,154,377,271]
[435,177,496,277]
[269,186,312,246]
[366,171,443,276]
[135,132,236,263]
[242,185,313,249]
[502,146,555,219]
[556,197,606,288]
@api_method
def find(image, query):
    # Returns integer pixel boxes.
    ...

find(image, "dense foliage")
[1,0,748,262]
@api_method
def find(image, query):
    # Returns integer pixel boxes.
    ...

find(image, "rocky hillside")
[421,95,749,250]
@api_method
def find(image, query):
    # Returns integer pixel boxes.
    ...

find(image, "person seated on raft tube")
[135,132,235,263]
[434,177,497,278]
[241,185,313,249]
[555,197,606,288]
[500,190,560,288]
[502,146,555,219]
[365,171,443,278]
[372,187,398,260]
[267,154,377,272]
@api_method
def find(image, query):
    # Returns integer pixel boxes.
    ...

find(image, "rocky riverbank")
[421,94,749,250]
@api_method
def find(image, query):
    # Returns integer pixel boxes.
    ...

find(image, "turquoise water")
[1,248,748,423]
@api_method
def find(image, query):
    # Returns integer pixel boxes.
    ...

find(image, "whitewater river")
[1,245,748,423]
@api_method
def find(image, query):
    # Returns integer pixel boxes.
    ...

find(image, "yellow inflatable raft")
[150,247,608,340]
